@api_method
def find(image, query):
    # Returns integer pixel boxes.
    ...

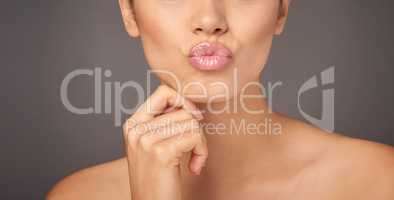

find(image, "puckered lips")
[188,41,233,71]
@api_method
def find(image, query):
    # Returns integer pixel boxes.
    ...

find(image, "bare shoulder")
[333,136,394,172]
[46,158,130,200]
[284,116,394,168]
[324,135,394,199]
[283,116,394,199]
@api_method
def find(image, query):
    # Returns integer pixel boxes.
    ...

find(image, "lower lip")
[188,55,232,71]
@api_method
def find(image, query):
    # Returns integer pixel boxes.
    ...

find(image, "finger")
[138,119,200,149]
[189,132,208,175]
[148,109,195,126]
[157,128,208,175]
[189,148,208,175]
[122,85,202,149]
[133,85,203,123]
[122,85,201,144]
[126,109,195,138]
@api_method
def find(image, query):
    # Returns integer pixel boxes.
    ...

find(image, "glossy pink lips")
[188,42,233,71]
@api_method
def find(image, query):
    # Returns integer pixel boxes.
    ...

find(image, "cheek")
[135,4,185,68]
[230,0,278,46]
[135,7,194,90]
[231,3,278,49]
[228,4,279,76]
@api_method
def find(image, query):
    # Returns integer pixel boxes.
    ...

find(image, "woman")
[47,0,394,199]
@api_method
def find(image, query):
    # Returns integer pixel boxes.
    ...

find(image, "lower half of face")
[134,0,281,103]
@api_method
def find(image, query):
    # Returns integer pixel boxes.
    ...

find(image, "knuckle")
[133,123,147,134]
[158,84,167,90]
[125,126,143,146]
[138,134,153,150]
[123,117,137,133]
[157,85,170,93]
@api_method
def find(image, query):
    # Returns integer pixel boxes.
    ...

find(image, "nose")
[191,1,228,36]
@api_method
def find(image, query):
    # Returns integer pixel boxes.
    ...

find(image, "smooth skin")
[47,0,394,199]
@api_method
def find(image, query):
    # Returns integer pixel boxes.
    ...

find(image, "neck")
[194,83,285,174]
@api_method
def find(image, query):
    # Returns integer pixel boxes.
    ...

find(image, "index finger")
[128,85,203,125]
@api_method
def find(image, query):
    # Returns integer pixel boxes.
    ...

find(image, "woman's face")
[119,0,289,103]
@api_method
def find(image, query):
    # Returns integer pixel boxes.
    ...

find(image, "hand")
[122,85,208,200]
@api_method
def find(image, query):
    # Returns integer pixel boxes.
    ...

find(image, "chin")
[164,78,240,104]
[181,86,236,104]
[150,57,262,104]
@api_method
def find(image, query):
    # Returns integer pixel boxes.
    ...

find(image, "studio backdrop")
[1,0,393,199]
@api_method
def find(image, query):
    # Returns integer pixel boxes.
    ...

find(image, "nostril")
[214,28,223,34]
[195,28,203,32]
[193,26,227,35]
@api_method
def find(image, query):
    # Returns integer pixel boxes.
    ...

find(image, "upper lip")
[188,41,233,58]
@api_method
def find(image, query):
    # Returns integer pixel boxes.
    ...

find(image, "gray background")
[1,0,393,199]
